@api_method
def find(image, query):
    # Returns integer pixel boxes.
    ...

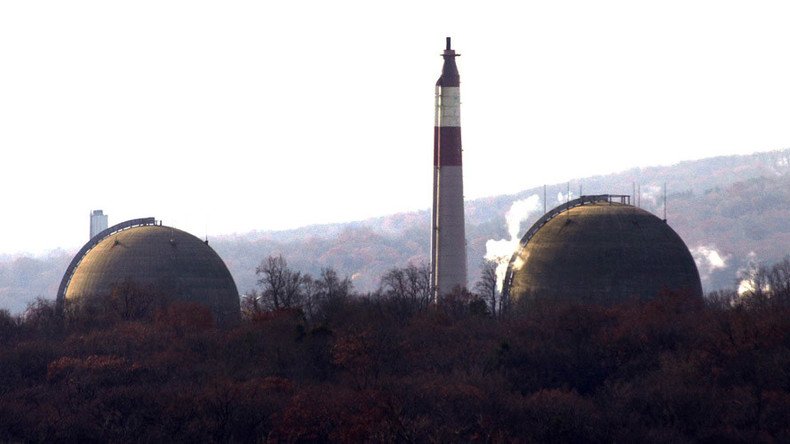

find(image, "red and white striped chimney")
[431,37,467,301]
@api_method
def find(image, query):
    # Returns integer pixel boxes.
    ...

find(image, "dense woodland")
[0,256,788,442]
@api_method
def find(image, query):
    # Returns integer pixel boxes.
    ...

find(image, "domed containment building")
[503,195,702,306]
[58,218,240,325]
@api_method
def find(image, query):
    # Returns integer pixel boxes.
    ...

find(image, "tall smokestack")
[431,37,467,302]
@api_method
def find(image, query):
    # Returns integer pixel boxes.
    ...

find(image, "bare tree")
[240,289,263,319]
[705,256,790,311]
[317,268,352,304]
[252,255,303,311]
[107,280,159,321]
[737,262,771,308]
[704,289,738,309]
[475,260,499,316]
[441,285,482,318]
[379,262,431,310]
[300,274,321,321]
[300,267,354,323]
[767,256,790,306]
[22,297,64,337]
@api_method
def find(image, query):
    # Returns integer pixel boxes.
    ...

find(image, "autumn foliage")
[0,286,788,442]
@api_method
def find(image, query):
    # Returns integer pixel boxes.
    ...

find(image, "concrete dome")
[503,195,702,306]
[61,220,240,325]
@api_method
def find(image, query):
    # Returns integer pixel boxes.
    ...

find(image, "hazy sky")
[1,1,789,254]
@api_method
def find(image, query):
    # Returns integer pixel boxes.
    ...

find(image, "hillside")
[212,148,790,295]
[1,149,788,313]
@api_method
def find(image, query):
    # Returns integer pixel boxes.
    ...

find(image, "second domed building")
[503,195,702,307]
[59,218,240,326]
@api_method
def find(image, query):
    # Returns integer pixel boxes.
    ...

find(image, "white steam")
[505,197,542,240]
[556,191,575,205]
[484,194,542,292]
[737,280,759,297]
[639,184,663,208]
[692,245,727,273]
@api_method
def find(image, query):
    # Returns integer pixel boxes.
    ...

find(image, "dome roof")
[62,221,240,325]
[504,196,702,306]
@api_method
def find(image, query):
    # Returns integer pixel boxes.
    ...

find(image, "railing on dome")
[501,194,630,300]
[56,217,158,302]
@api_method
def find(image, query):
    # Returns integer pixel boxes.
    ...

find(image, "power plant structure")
[54,40,703,323]
[431,37,468,301]
[502,194,703,306]
[89,210,108,239]
[58,217,240,326]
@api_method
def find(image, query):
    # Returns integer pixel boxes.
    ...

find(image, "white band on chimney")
[434,87,461,127]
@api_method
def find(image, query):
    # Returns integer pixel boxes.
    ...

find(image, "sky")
[1,1,789,254]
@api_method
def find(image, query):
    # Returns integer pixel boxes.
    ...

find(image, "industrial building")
[58,218,240,326]
[57,41,700,322]
[502,195,703,306]
[89,210,108,239]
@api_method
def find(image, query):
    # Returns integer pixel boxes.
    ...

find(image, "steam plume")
[639,184,662,208]
[556,191,574,205]
[484,194,542,292]
[691,245,728,284]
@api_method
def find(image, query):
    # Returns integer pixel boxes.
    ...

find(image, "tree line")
[245,255,507,322]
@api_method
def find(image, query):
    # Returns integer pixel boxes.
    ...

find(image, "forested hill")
[1,149,789,313]
[211,148,790,296]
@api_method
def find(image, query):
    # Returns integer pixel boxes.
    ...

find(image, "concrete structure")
[503,195,702,306]
[89,210,108,239]
[59,218,240,325]
[431,37,467,301]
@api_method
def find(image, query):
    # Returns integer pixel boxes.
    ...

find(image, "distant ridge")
[1,149,788,313]
[210,148,789,295]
